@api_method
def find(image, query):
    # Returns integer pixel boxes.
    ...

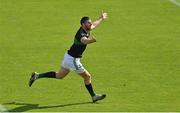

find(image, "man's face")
[83,19,92,31]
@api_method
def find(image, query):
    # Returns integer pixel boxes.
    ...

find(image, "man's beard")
[86,26,91,31]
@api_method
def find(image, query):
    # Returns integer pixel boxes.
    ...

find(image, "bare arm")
[80,36,96,45]
[91,11,108,30]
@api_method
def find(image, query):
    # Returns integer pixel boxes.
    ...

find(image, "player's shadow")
[3,101,93,112]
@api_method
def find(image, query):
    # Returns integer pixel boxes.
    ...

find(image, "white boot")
[92,94,106,102]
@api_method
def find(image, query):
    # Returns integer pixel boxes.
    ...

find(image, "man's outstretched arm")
[91,11,108,30]
[81,36,96,45]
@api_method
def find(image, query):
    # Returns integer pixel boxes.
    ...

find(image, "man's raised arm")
[91,11,108,30]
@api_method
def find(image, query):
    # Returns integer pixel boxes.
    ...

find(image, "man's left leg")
[78,70,106,102]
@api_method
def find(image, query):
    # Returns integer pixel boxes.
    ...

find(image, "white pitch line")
[0,104,8,112]
[169,0,180,6]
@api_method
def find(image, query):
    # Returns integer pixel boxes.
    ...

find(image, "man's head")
[80,16,92,31]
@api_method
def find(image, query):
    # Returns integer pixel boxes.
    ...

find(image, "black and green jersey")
[68,27,90,58]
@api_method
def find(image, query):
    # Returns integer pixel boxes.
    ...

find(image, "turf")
[0,0,180,112]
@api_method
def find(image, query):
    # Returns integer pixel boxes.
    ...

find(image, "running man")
[29,11,108,103]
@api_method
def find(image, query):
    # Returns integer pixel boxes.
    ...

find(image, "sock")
[85,83,96,97]
[37,71,56,79]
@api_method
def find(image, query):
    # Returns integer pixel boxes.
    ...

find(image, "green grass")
[0,0,180,112]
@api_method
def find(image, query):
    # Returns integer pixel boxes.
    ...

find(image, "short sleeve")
[77,31,87,42]
[74,28,88,44]
[80,32,87,37]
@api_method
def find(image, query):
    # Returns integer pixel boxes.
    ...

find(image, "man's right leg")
[29,67,70,87]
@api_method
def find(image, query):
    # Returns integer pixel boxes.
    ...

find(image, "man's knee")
[85,74,91,81]
[83,72,91,80]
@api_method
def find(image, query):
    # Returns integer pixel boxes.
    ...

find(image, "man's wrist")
[99,16,104,21]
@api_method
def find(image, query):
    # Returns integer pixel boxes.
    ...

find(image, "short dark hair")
[80,16,90,25]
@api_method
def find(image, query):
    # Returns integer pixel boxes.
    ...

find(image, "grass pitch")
[0,0,180,112]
